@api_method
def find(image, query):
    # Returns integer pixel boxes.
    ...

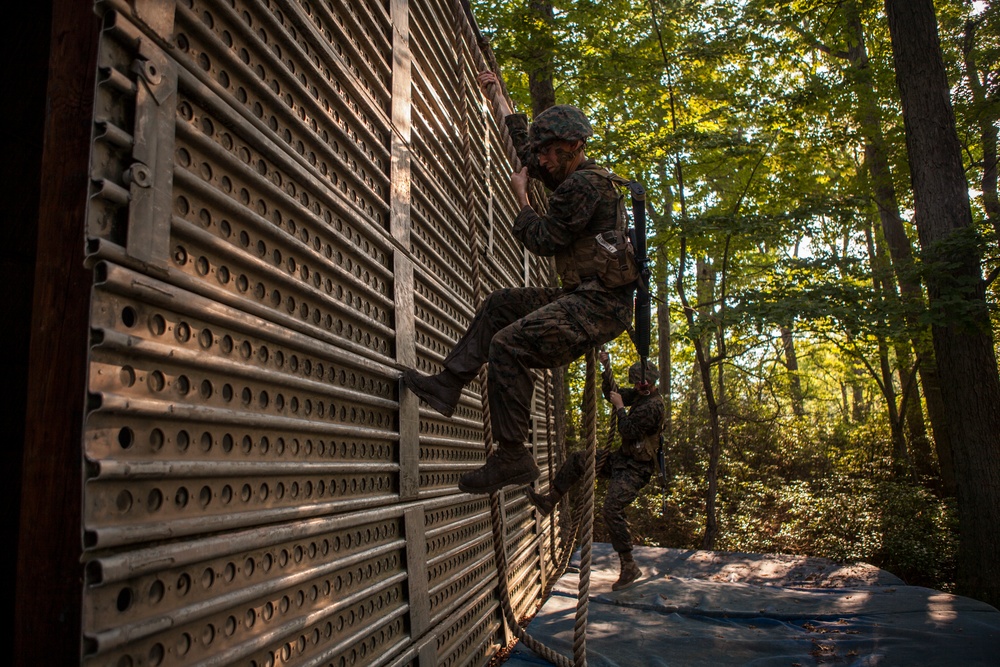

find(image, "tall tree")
[949,3,1000,239]
[779,325,805,416]
[526,0,557,114]
[765,0,951,486]
[475,0,969,588]
[885,0,1000,607]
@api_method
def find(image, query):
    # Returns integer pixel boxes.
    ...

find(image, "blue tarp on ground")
[503,544,1000,666]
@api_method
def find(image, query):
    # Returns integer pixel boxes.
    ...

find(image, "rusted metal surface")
[81,0,562,665]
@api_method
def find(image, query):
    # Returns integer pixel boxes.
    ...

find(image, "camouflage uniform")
[438,111,634,446]
[549,365,664,554]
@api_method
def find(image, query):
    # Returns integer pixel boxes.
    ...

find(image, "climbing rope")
[444,12,559,661]
[446,3,600,664]
[573,349,598,666]
[479,351,599,667]
[544,370,558,563]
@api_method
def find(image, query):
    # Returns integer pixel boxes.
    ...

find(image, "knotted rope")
[573,349,599,666]
[447,3,598,665]
[480,351,599,667]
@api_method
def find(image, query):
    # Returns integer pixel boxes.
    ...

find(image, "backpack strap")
[580,164,632,188]
[577,164,632,233]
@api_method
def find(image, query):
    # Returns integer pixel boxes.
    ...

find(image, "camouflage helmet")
[628,360,659,385]
[529,104,593,150]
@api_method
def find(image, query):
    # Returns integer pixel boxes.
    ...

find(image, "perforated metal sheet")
[81,0,564,665]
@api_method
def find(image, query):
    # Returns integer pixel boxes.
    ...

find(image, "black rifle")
[628,180,651,383]
[628,181,670,514]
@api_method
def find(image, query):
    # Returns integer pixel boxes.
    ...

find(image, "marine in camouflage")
[548,365,665,554]
[552,449,653,554]
[604,364,664,462]
[429,111,634,446]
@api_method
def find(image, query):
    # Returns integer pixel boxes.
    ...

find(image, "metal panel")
[81,0,563,665]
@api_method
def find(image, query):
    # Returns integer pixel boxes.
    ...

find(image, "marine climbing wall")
[80,0,570,664]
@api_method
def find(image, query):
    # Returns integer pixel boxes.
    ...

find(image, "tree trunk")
[847,345,867,423]
[698,354,721,551]
[656,175,674,441]
[878,339,907,466]
[896,348,926,452]
[865,223,909,472]
[692,255,720,549]
[677,239,723,549]
[526,0,556,115]
[696,256,714,349]
[658,264,672,439]
[963,19,1000,237]
[871,215,927,469]
[886,0,1000,608]
[779,241,805,417]
[779,326,805,417]
[845,5,949,488]
[851,382,866,421]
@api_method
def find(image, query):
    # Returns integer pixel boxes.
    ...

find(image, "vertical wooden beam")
[390,0,419,501]
[418,640,438,666]
[533,417,547,596]
[14,0,99,664]
[403,507,430,639]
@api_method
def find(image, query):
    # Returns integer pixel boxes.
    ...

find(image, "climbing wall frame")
[79,0,569,665]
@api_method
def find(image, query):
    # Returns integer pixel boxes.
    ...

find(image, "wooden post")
[13,1,100,664]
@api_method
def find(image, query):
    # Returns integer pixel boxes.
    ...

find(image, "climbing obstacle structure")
[79,0,577,664]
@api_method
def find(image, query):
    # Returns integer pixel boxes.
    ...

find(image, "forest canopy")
[469,0,1000,603]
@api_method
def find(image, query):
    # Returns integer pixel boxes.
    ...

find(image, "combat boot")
[612,551,641,591]
[526,486,564,516]
[402,368,464,417]
[458,443,539,494]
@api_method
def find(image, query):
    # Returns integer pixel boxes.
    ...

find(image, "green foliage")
[717,473,957,590]
[468,0,993,593]
[609,416,958,591]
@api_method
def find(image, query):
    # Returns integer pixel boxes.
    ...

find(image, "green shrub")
[571,390,957,592]
[713,474,957,590]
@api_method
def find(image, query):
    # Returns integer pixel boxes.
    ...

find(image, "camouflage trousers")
[443,283,631,445]
[553,448,653,554]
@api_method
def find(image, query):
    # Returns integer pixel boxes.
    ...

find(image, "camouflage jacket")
[602,367,664,463]
[505,114,625,265]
